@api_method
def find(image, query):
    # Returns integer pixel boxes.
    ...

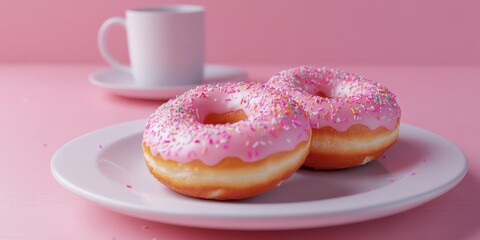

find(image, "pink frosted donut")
[267,66,401,170]
[142,82,311,200]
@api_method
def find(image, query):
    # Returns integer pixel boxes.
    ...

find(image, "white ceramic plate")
[89,64,248,100]
[51,120,467,230]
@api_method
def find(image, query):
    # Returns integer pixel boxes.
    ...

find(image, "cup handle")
[98,17,130,72]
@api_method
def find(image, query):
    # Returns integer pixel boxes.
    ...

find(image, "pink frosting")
[143,82,311,166]
[267,66,401,131]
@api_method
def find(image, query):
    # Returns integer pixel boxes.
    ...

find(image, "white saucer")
[51,120,468,230]
[89,64,248,100]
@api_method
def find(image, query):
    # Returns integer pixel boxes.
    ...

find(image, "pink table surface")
[0,64,479,239]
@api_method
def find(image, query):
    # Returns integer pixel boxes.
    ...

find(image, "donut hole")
[312,82,358,99]
[316,91,330,98]
[203,109,248,125]
[315,84,352,99]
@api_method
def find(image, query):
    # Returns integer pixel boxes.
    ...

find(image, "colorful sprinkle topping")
[267,66,401,131]
[143,82,311,165]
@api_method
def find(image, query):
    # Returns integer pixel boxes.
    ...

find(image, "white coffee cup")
[98,5,204,86]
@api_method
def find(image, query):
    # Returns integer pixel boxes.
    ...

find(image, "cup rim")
[128,5,204,14]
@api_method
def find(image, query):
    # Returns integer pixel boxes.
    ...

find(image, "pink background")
[1,1,480,239]
[1,0,479,65]
[2,64,479,240]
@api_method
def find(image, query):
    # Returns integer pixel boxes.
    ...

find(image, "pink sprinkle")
[99,144,102,149]
[142,225,149,229]
[292,120,302,128]
[42,143,48,147]
[269,130,277,138]
[411,172,416,176]
[297,132,303,139]
[126,184,132,188]
[389,178,396,183]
